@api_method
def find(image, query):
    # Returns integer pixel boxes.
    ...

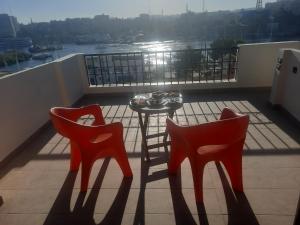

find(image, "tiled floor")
[0,90,300,225]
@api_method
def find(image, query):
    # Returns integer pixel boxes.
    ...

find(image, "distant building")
[94,14,110,21]
[0,14,32,52]
[265,0,300,15]
[0,37,32,52]
[0,14,19,38]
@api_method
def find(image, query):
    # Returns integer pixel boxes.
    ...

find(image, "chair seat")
[90,133,113,143]
[197,144,228,156]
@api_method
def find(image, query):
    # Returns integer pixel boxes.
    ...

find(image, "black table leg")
[163,111,174,145]
[138,112,150,161]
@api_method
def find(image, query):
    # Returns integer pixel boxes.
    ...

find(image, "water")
[0,40,209,73]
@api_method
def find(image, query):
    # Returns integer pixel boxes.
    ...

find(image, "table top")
[129,92,183,114]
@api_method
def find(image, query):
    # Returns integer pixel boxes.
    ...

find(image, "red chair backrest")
[167,107,249,150]
[205,114,249,145]
[49,107,82,140]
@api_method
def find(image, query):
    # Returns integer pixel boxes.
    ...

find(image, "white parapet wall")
[273,49,300,121]
[0,54,86,163]
[237,41,300,88]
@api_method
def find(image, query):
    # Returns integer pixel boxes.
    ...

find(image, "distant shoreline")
[0,40,210,73]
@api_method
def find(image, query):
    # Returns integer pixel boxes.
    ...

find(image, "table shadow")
[133,155,169,225]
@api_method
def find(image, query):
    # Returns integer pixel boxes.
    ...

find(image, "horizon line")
[1,6,259,25]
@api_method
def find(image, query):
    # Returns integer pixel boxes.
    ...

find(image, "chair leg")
[190,161,206,203]
[70,142,81,172]
[168,146,186,175]
[80,158,94,192]
[222,155,243,192]
[115,146,133,177]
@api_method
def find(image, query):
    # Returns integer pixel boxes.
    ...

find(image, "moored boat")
[32,53,53,60]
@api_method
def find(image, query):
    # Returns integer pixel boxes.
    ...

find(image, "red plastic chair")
[49,104,133,192]
[167,107,249,202]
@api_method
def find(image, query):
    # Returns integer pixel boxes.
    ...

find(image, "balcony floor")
[0,89,300,225]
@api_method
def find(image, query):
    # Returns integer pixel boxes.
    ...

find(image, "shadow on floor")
[215,162,259,225]
[169,171,198,225]
[168,162,260,225]
[43,158,132,225]
[294,194,300,225]
[133,154,169,225]
[0,125,57,180]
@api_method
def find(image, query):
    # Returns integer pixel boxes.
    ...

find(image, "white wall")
[0,55,85,162]
[53,54,86,105]
[237,41,300,88]
[277,49,300,121]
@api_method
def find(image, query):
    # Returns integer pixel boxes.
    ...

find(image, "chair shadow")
[168,162,260,225]
[169,171,198,225]
[294,194,300,225]
[43,158,132,225]
[215,162,260,225]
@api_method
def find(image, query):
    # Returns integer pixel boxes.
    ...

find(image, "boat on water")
[95,44,107,50]
[32,53,53,60]
[29,45,63,53]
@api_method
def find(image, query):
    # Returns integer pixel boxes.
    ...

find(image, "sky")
[0,0,277,24]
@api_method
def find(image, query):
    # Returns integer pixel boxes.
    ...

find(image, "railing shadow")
[43,158,132,225]
[215,162,260,225]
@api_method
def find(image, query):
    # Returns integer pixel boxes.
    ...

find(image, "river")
[0,40,210,73]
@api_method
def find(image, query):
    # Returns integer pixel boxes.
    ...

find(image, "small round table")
[129,93,183,161]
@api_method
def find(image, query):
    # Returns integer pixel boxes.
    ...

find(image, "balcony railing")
[84,47,239,86]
